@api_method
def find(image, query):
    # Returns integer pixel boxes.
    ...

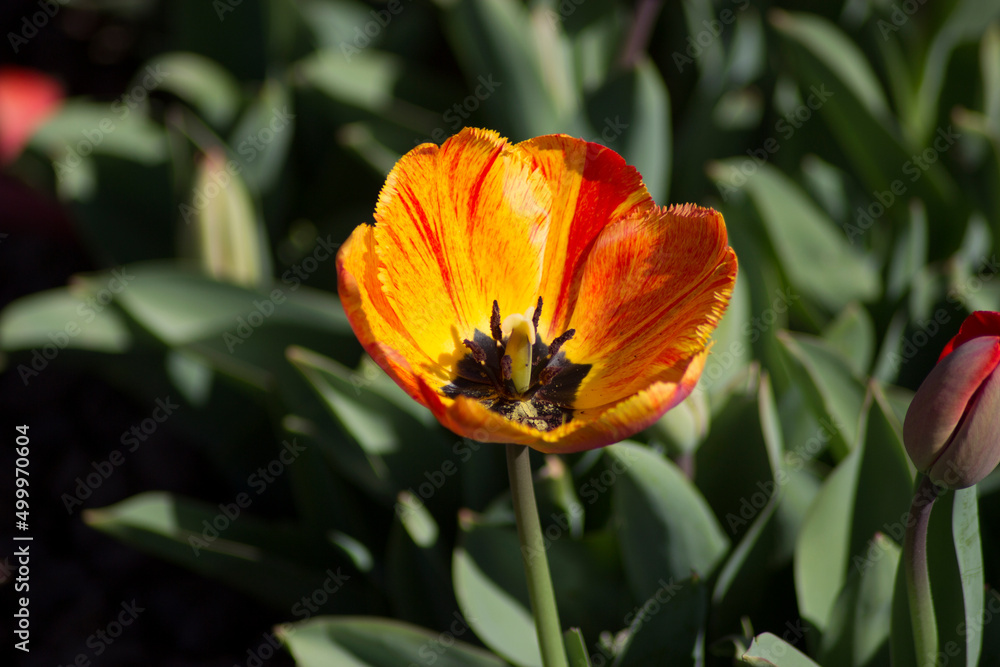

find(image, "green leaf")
[771,10,890,120]
[442,0,565,138]
[819,533,899,667]
[692,271,752,402]
[385,500,457,632]
[452,518,631,667]
[586,60,672,203]
[920,487,985,667]
[453,526,542,667]
[887,201,929,302]
[776,331,867,459]
[709,160,880,312]
[740,633,821,666]
[287,347,462,510]
[794,384,913,633]
[907,0,1000,146]
[770,10,960,250]
[695,371,783,544]
[617,575,708,667]
[296,48,401,113]
[84,491,369,613]
[111,263,350,346]
[709,374,789,634]
[280,616,507,667]
[564,628,593,667]
[32,99,168,166]
[607,442,728,600]
[148,52,242,127]
[822,303,875,378]
[0,287,131,354]
[227,78,294,192]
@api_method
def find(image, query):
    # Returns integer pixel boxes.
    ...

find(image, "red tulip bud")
[903,311,1000,489]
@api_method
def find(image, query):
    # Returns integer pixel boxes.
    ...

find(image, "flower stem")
[506,443,569,667]
[904,474,943,667]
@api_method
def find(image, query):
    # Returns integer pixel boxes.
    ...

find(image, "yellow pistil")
[502,307,537,395]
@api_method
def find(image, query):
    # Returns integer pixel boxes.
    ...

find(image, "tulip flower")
[336,128,737,454]
[0,66,62,166]
[903,311,1000,489]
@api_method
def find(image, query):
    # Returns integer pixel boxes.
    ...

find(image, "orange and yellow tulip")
[336,128,737,453]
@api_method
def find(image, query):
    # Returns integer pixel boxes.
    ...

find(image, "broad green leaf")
[710,160,879,311]
[442,0,564,138]
[111,263,349,346]
[709,374,787,633]
[771,10,889,119]
[453,528,542,667]
[695,371,782,543]
[819,533,899,667]
[564,628,593,667]
[385,504,456,632]
[776,331,866,459]
[297,0,377,50]
[908,0,1000,146]
[617,575,708,667]
[0,287,130,354]
[227,78,294,192]
[691,269,751,403]
[32,99,167,166]
[84,491,370,613]
[887,201,929,301]
[147,52,241,127]
[608,442,728,600]
[923,487,985,667]
[453,518,631,667]
[288,346,415,456]
[280,616,506,667]
[889,485,984,667]
[585,60,671,201]
[771,10,960,250]
[296,48,401,113]
[740,633,821,666]
[794,385,913,632]
[822,303,875,378]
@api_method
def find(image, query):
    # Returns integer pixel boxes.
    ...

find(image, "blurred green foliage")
[3,0,1000,665]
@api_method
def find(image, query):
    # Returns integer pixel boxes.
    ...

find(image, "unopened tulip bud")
[903,311,1000,489]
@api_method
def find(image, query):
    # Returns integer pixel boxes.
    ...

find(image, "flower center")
[442,298,590,431]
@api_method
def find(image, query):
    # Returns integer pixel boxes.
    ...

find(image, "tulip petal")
[903,336,1000,471]
[373,128,550,367]
[928,360,1000,489]
[939,311,1000,361]
[559,204,737,408]
[337,223,451,402]
[517,135,655,338]
[0,66,63,165]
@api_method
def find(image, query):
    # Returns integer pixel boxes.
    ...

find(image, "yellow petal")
[374,128,550,368]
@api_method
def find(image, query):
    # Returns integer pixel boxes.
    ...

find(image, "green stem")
[903,474,943,667]
[506,444,569,667]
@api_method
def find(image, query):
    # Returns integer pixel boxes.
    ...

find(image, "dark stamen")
[547,328,576,359]
[490,300,503,343]
[532,296,543,330]
[500,355,512,380]
[539,366,562,385]
[463,339,486,364]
